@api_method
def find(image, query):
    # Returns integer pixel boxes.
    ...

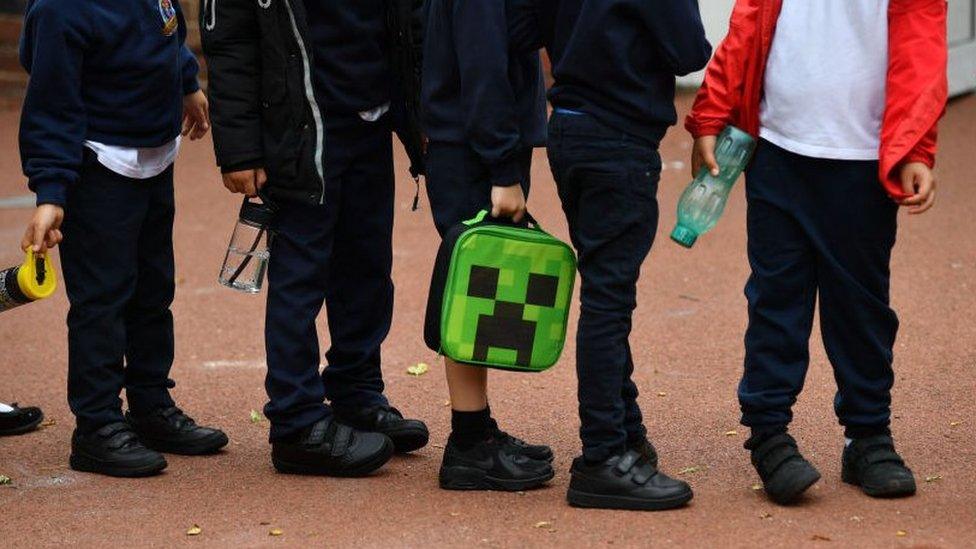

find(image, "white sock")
[0,402,14,413]
[845,437,854,447]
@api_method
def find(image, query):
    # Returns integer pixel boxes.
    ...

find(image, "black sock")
[744,425,788,450]
[450,408,491,449]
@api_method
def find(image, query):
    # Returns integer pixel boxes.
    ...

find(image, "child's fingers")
[21,225,34,252]
[32,223,47,253]
[908,189,936,215]
[255,169,268,190]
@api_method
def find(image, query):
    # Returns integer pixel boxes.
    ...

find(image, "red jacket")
[685,0,948,200]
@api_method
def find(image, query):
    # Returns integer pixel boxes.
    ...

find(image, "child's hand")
[691,135,720,178]
[897,162,936,214]
[490,184,526,223]
[223,168,267,197]
[21,204,64,254]
[182,90,210,141]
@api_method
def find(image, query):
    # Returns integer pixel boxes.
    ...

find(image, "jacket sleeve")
[199,0,263,170]
[177,1,200,95]
[18,1,89,207]
[640,0,712,77]
[684,0,760,138]
[879,0,947,198]
[453,0,524,186]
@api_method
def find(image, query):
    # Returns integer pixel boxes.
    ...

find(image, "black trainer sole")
[138,431,230,456]
[766,468,822,505]
[69,453,167,478]
[567,486,693,511]
[385,426,430,454]
[439,466,555,491]
[0,413,44,437]
[841,469,916,498]
[272,439,394,477]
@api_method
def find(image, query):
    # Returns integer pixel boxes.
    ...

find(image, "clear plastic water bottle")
[218,196,275,293]
[0,250,57,313]
[670,126,756,248]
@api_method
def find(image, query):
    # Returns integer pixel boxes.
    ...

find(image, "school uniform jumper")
[686,0,948,439]
[262,0,396,440]
[19,0,200,433]
[421,0,546,236]
[540,0,711,462]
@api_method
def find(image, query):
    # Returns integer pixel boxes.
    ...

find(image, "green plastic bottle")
[670,125,756,248]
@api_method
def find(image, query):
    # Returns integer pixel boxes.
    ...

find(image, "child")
[19,0,226,477]
[539,0,711,510]
[686,0,947,504]
[421,0,554,490]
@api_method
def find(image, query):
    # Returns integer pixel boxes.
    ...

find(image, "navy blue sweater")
[541,0,711,143]
[304,0,391,118]
[421,0,546,186]
[19,0,199,206]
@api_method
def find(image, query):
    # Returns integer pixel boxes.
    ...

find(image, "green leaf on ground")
[250,410,266,423]
[0,475,11,485]
[678,465,705,475]
[407,363,429,376]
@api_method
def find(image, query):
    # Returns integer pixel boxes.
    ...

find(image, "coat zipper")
[281,0,326,205]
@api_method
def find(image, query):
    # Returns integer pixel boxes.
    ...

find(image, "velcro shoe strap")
[631,463,655,485]
[864,448,904,467]
[614,450,640,476]
[330,423,353,457]
[752,435,800,481]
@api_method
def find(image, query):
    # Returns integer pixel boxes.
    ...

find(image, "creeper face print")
[441,232,575,371]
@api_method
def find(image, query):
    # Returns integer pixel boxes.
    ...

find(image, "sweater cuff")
[33,180,67,207]
[183,78,201,96]
[487,156,522,187]
[221,158,264,174]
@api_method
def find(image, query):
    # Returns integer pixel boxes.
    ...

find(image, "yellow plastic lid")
[16,250,57,301]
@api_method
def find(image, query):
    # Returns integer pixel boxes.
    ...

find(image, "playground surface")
[1,94,974,548]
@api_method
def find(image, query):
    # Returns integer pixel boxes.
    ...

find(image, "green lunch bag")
[424,210,577,372]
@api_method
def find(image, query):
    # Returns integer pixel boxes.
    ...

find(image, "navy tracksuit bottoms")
[264,116,395,441]
[740,140,899,439]
[60,152,177,434]
[546,111,661,462]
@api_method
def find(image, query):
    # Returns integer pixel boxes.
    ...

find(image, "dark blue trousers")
[264,117,394,441]
[740,140,899,439]
[60,153,177,434]
[425,142,531,237]
[547,112,661,462]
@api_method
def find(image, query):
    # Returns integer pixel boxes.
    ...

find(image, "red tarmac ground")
[0,95,974,548]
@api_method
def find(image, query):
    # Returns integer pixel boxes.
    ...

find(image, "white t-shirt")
[759,0,889,160]
[84,137,181,179]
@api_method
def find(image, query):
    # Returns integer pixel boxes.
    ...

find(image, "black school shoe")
[629,436,659,469]
[439,435,555,491]
[749,432,821,505]
[333,405,429,454]
[126,407,229,455]
[842,434,916,498]
[0,403,44,436]
[70,422,167,478]
[491,425,554,462]
[272,417,394,477]
[567,449,692,511]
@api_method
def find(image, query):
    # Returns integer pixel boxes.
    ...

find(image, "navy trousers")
[264,116,394,441]
[740,140,899,439]
[546,112,661,462]
[60,153,177,434]
[425,142,532,237]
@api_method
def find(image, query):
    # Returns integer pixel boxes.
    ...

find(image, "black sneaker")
[567,450,692,511]
[629,436,659,469]
[0,403,44,436]
[842,434,916,498]
[749,432,821,505]
[126,407,228,455]
[334,405,429,454]
[491,426,554,462]
[439,435,554,491]
[70,422,167,478]
[272,417,393,477]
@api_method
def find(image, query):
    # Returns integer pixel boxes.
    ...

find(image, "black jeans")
[60,153,177,434]
[546,112,661,462]
[740,140,898,439]
[264,116,394,441]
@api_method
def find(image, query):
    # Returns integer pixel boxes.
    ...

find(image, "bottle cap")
[239,197,275,227]
[670,225,698,248]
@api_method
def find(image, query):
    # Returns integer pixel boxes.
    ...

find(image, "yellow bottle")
[0,250,57,312]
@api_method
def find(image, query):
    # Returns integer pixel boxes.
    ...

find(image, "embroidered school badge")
[159,0,178,36]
